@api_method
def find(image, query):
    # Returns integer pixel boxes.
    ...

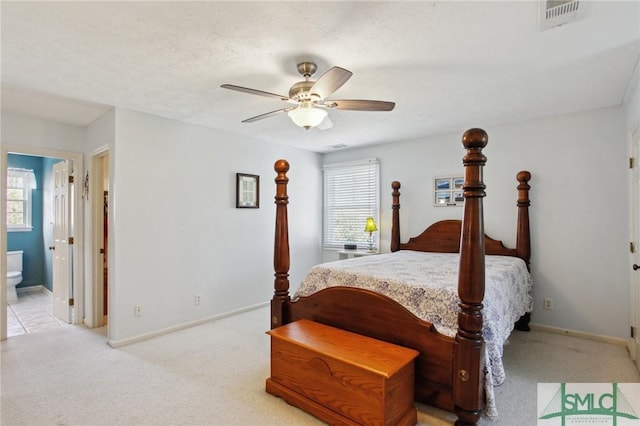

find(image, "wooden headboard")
[390,171,531,265]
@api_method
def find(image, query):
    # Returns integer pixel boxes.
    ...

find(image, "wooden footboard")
[288,286,457,411]
[270,129,528,426]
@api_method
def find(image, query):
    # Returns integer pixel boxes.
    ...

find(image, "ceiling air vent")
[539,0,587,31]
[328,143,348,150]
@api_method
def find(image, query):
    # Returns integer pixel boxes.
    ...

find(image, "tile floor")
[7,289,71,337]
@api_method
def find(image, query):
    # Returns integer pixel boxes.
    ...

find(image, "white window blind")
[323,159,379,250]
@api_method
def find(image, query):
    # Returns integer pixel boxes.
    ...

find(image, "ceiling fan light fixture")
[222,62,395,127]
[287,103,327,129]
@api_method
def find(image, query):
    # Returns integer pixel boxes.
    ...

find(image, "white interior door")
[53,160,72,323]
[632,127,640,371]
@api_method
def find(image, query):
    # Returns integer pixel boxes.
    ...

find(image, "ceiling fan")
[221,62,395,130]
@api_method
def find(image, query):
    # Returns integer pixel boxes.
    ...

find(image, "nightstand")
[337,249,378,260]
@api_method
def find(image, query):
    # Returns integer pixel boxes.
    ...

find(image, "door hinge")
[631,157,635,169]
[632,326,636,339]
[631,242,636,253]
[68,175,74,184]
[68,237,74,245]
[69,298,74,306]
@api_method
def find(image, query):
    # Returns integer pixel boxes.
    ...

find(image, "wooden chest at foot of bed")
[266,319,419,426]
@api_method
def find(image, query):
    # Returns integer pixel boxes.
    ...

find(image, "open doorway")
[1,144,84,340]
[90,150,109,327]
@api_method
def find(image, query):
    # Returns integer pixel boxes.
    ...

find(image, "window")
[323,159,379,250]
[7,168,36,231]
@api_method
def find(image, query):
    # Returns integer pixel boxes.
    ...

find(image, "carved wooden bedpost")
[514,170,532,331]
[391,181,401,252]
[271,159,291,329]
[454,129,487,426]
[516,171,532,266]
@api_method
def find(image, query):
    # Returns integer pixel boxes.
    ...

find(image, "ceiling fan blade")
[310,67,353,100]
[241,107,293,123]
[221,84,290,102]
[327,99,396,111]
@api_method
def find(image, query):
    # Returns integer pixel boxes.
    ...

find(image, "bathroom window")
[6,168,36,232]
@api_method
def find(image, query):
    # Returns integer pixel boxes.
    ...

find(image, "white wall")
[108,109,322,344]
[324,106,629,339]
[85,108,116,154]
[625,59,639,135]
[1,112,85,152]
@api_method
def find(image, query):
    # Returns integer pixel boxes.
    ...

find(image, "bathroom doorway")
[1,144,84,340]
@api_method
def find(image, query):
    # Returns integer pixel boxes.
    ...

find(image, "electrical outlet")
[194,293,201,305]
[543,298,553,310]
[134,305,143,317]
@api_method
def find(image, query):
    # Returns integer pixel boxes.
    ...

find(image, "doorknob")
[634,264,640,270]
[49,246,55,251]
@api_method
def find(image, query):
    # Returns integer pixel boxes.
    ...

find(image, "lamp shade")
[287,103,327,129]
[364,217,378,233]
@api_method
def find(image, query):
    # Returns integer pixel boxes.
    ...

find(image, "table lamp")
[364,217,378,252]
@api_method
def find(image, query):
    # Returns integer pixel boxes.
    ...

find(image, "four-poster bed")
[269,129,532,426]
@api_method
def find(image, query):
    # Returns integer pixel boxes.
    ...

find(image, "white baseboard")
[17,285,51,295]
[107,301,270,348]
[529,322,628,346]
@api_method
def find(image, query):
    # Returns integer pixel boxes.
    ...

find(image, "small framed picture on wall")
[434,175,464,206]
[236,173,260,208]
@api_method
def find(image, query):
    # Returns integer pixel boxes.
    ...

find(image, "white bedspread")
[293,250,533,418]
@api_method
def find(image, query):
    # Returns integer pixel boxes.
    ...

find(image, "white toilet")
[7,250,23,303]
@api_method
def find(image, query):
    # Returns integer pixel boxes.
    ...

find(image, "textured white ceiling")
[2,1,639,152]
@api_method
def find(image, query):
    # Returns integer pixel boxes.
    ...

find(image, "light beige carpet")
[1,306,638,425]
